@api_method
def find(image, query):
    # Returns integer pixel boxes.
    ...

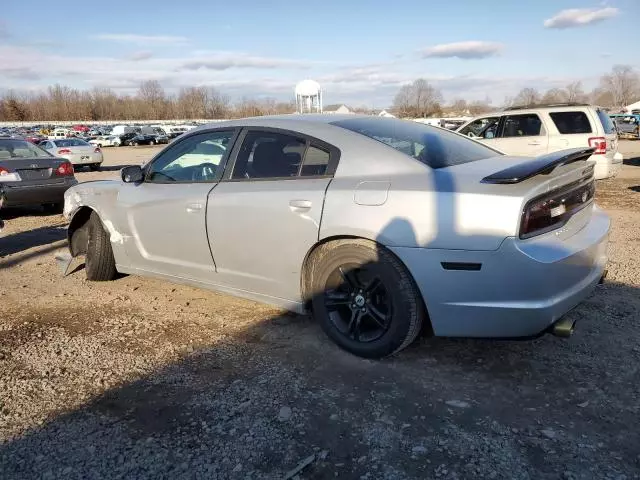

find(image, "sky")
[0,0,638,108]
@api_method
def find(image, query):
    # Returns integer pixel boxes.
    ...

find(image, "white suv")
[456,103,623,180]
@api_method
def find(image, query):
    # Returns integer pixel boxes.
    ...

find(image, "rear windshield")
[596,109,616,135]
[0,139,52,159]
[548,111,592,134]
[54,138,90,147]
[331,117,500,169]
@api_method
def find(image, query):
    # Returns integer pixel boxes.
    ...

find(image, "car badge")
[30,164,38,168]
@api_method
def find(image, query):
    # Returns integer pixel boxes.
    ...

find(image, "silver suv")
[457,103,622,180]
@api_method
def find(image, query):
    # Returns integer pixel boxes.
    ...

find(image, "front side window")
[549,111,592,134]
[459,116,500,139]
[232,131,306,180]
[501,114,544,138]
[0,139,52,159]
[146,130,235,183]
[333,117,499,169]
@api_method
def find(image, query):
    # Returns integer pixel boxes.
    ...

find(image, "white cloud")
[181,54,310,71]
[91,34,189,45]
[0,45,601,106]
[420,41,503,59]
[127,51,154,61]
[543,7,618,29]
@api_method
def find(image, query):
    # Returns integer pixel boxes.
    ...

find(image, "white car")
[89,136,120,148]
[457,103,623,180]
[39,138,104,171]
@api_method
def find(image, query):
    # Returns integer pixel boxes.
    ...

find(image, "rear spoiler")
[481,147,595,184]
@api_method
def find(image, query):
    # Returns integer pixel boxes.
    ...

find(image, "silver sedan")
[62,115,609,358]
[40,138,104,171]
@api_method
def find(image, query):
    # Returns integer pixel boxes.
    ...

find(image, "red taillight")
[57,149,72,155]
[94,147,101,153]
[55,162,74,176]
[0,167,9,176]
[588,136,606,155]
[520,181,595,239]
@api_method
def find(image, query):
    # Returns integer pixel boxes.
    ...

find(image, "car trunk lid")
[2,158,68,186]
[438,148,596,242]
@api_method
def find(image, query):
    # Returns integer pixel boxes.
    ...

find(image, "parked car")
[0,137,77,211]
[123,134,158,146]
[457,103,623,180]
[153,134,169,144]
[609,114,640,139]
[117,132,137,146]
[63,115,609,358]
[89,135,121,148]
[39,138,103,171]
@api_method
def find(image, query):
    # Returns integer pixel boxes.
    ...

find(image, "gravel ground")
[0,143,639,479]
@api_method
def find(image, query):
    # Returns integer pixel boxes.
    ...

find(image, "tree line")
[392,65,640,118]
[1,65,638,122]
[0,81,298,122]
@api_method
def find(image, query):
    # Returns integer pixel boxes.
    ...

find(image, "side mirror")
[121,165,144,183]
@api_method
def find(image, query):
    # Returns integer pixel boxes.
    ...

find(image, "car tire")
[89,164,101,171]
[308,239,425,359]
[149,140,155,146]
[85,211,117,282]
[133,142,139,147]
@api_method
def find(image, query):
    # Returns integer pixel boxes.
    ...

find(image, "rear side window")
[549,111,593,134]
[333,117,499,169]
[501,114,544,137]
[596,109,616,135]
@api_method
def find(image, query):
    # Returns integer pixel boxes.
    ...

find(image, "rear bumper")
[390,206,610,338]
[60,153,103,165]
[594,152,623,180]
[2,179,78,206]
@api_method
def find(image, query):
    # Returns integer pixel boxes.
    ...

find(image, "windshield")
[332,117,500,169]
[54,138,90,147]
[0,139,52,159]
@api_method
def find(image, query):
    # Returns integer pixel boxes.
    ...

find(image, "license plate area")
[16,168,51,180]
[81,156,90,161]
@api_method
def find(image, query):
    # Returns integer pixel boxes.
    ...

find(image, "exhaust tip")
[551,317,576,338]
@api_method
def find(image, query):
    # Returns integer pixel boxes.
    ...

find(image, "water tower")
[295,79,322,114]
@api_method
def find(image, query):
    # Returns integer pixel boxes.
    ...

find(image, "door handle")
[289,199,312,211]
[528,141,541,146]
[186,203,203,213]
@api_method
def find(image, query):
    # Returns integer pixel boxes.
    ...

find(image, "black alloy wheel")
[324,264,392,343]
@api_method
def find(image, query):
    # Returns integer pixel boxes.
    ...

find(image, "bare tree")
[392,84,413,117]
[512,88,540,107]
[599,65,640,108]
[589,87,615,108]
[137,80,167,119]
[468,100,493,115]
[565,81,586,103]
[541,88,566,104]
[392,79,443,118]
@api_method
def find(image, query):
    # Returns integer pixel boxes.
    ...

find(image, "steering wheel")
[193,162,217,181]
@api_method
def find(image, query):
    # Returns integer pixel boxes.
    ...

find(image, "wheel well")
[300,235,433,336]
[67,206,94,256]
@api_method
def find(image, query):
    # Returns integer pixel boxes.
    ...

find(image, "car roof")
[192,113,375,132]
[471,103,604,118]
